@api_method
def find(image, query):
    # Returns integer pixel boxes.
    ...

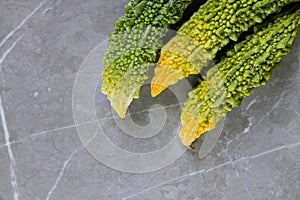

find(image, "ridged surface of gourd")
[179,7,300,147]
[151,0,300,97]
[101,0,193,118]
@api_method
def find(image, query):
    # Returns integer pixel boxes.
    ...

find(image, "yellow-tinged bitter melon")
[101,0,193,118]
[179,7,300,148]
[151,0,300,97]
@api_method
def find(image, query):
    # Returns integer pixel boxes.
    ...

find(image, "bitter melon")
[101,0,193,118]
[151,0,300,97]
[179,7,300,147]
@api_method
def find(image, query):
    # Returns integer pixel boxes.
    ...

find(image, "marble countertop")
[0,1,299,199]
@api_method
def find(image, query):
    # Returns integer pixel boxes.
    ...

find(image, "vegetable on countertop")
[101,0,193,118]
[151,0,300,97]
[179,6,300,148]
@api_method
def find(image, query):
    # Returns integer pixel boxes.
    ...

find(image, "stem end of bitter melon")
[151,64,185,97]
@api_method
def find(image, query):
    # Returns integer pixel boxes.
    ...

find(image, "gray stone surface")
[0,1,300,200]
[128,146,300,200]
[0,148,14,200]
[11,127,82,200]
[0,124,4,146]
[1,0,127,140]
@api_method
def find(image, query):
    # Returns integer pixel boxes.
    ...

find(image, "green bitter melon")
[179,7,300,147]
[151,0,300,97]
[101,0,193,118]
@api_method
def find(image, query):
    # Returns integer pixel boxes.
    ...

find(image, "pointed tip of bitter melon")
[151,64,185,97]
[151,34,210,97]
[179,112,222,148]
[179,79,226,147]
[179,121,200,148]
[111,103,126,119]
[151,83,165,97]
[179,110,215,148]
[110,92,127,119]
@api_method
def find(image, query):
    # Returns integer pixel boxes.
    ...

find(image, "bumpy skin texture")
[151,0,300,97]
[101,0,193,118]
[179,7,300,147]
